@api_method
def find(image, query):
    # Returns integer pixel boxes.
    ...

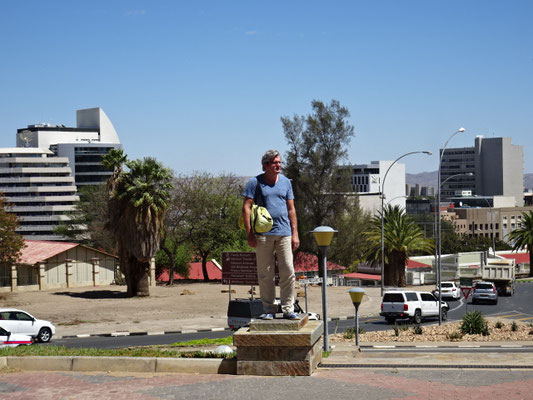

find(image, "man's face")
[264,156,282,174]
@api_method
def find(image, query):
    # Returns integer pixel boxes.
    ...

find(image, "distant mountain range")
[406,171,533,190]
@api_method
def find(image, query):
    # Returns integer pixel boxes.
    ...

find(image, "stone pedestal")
[234,315,323,376]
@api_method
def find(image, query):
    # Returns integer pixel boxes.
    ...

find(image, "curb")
[0,356,236,374]
[58,326,232,339]
[359,344,533,349]
[320,363,533,369]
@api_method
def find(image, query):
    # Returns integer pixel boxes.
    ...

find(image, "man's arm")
[287,199,299,251]
[242,197,257,248]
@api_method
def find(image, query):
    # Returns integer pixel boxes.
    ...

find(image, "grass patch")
[164,336,233,348]
[0,345,235,359]
[0,336,236,359]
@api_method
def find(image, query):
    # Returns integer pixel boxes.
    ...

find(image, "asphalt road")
[48,283,533,349]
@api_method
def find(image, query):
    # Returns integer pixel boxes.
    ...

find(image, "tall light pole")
[380,151,432,296]
[437,128,466,325]
[480,197,497,254]
[311,226,337,352]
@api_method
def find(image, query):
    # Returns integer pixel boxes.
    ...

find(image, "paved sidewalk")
[1,365,533,399]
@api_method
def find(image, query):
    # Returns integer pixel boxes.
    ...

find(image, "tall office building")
[0,148,79,240]
[348,160,406,213]
[440,136,524,206]
[16,108,122,186]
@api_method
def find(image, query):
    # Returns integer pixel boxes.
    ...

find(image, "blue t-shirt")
[243,174,295,236]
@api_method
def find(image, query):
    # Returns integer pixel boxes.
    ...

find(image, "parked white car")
[0,308,56,343]
[433,281,461,300]
[0,326,33,348]
[380,291,449,324]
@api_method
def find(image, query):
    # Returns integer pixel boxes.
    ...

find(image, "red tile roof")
[343,272,381,281]
[293,252,345,272]
[500,253,530,264]
[157,261,222,281]
[19,240,79,265]
[407,259,432,269]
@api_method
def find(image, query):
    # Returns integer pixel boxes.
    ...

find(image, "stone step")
[250,314,309,332]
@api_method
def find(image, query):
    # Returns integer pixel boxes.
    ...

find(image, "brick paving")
[1,369,533,399]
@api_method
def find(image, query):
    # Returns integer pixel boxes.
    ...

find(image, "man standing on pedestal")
[242,150,300,320]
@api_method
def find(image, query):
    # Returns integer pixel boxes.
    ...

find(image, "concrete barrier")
[2,356,234,374]
[72,356,157,372]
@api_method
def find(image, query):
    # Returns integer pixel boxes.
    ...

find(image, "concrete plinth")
[234,318,323,376]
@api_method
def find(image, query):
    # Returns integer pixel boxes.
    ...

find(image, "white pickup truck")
[380,291,449,324]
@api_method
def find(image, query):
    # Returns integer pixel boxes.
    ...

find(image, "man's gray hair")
[261,150,281,170]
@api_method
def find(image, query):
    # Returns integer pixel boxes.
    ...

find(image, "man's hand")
[247,231,257,248]
[291,234,300,252]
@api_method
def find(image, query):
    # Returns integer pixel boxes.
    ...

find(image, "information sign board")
[222,252,258,285]
[459,277,473,288]
[221,252,281,286]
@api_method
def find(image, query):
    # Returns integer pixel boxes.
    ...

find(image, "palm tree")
[507,210,533,277]
[364,204,434,287]
[105,154,173,296]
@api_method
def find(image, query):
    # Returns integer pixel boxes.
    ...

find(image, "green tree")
[365,205,434,286]
[0,195,25,265]
[507,210,533,277]
[103,152,173,297]
[328,195,370,270]
[54,185,116,253]
[173,173,243,281]
[155,242,193,281]
[282,99,362,262]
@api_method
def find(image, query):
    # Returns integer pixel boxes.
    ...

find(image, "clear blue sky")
[1,1,532,176]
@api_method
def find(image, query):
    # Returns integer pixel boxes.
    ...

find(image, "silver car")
[471,281,498,305]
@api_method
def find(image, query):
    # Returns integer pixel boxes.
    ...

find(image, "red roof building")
[1,240,118,293]
[157,261,222,282]
[293,252,345,273]
[343,272,381,281]
[500,252,530,264]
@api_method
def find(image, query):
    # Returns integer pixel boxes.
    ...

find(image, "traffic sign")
[461,287,472,299]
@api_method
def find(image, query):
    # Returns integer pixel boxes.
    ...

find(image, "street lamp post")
[349,288,364,347]
[437,128,466,325]
[381,151,432,296]
[434,171,473,301]
[480,197,497,254]
[311,226,337,352]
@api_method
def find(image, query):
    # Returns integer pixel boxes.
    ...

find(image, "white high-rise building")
[348,160,406,215]
[17,108,122,186]
[0,148,80,240]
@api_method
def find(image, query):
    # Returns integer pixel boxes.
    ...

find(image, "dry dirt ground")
[1,282,529,342]
[0,282,378,336]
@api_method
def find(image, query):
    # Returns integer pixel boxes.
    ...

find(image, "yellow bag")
[239,204,273,233]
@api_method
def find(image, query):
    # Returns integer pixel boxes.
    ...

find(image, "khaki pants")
[256,235,295,315]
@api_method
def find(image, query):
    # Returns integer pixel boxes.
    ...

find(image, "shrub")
[447,331,463,341]
[461,311,488,335]
[511,321,518,332]
[413,324,423,335]
[495,321,504,329]
[393,324,400,337]
[343,328,355,339]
